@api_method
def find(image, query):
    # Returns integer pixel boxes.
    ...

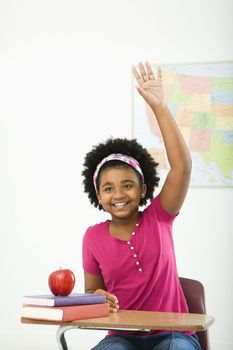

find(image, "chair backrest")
[179,277,210,350]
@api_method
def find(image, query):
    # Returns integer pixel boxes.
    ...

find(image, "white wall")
[0,0,232,349]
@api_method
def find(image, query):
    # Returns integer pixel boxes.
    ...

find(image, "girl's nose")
[113,187,125,198]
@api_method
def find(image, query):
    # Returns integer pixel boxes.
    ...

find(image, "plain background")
[0,0,232,349]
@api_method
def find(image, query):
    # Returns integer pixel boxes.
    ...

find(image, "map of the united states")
[133,62,233,187]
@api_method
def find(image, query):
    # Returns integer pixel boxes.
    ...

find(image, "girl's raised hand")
[94,289,119,313]
[132,62,165,110]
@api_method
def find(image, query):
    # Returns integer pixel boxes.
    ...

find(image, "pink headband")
[93,153,144,191]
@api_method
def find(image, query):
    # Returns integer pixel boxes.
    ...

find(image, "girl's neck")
[109,212,140,240]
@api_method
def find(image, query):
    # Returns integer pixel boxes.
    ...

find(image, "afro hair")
[82,138,160,209]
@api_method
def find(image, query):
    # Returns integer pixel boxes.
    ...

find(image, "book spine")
[54,296,106,307]
[61,303,110,321]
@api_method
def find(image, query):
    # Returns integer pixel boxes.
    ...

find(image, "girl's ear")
[97,193,103,207]
[141,183,147,198]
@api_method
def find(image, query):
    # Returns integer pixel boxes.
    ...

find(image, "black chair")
[179,277,210,350]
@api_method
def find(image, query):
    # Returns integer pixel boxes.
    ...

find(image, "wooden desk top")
[21,310,214,332]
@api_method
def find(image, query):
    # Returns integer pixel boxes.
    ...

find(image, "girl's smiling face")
[97,166,147,222]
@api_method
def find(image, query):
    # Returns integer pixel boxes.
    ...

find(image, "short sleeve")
[149,194,178,223]
[82,228,101,275]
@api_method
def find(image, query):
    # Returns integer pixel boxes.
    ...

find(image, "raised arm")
[132,62,192,215]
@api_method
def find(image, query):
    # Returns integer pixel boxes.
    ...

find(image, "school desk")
[21,309,215,350]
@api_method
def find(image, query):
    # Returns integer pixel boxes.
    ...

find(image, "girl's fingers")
[145,62,155,80]
[108,296,118,306]
[94,289,119,312]
[108,302,119,312]
[138,62,149,82]
[132,66,144,85]
[106,293,118,302]
[107,295,119,312]
[157,65,162,80]
[110,305,119,313]
[133,62,162,84]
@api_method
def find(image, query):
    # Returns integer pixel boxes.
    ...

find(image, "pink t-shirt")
[82,195,191,335]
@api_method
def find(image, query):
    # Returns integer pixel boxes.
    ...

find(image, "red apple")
[48,268,75,296]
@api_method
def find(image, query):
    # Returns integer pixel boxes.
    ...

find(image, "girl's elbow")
[183,153,192,174]
[179,159,192,179]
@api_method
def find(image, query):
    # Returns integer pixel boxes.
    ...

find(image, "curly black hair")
[82,138,160,209]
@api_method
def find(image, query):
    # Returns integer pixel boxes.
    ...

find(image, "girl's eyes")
[103,187,113,192]
[124,184,133,189]
[103,184,133,192]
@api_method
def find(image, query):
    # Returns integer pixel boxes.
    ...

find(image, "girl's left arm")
[132,62,192,215]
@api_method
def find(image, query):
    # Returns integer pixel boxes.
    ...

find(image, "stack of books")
[21,293,109,322]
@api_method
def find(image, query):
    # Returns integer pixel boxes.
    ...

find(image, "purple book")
[22,293,106,307]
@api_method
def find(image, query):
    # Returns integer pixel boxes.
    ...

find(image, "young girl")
[82,62,202,350]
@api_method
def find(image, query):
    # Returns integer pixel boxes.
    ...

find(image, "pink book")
[21,302,110,322]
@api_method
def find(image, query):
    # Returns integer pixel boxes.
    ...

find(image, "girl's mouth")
[112,201,129,210]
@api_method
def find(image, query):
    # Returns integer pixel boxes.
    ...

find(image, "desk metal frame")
[56,325,151,350]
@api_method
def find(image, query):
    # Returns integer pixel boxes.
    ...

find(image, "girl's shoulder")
[144,194,177,223]
[84,220,109,237]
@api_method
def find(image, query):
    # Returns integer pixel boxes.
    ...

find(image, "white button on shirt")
[125,228,141,271]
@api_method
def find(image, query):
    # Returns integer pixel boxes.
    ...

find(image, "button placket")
[126,228,142,272]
